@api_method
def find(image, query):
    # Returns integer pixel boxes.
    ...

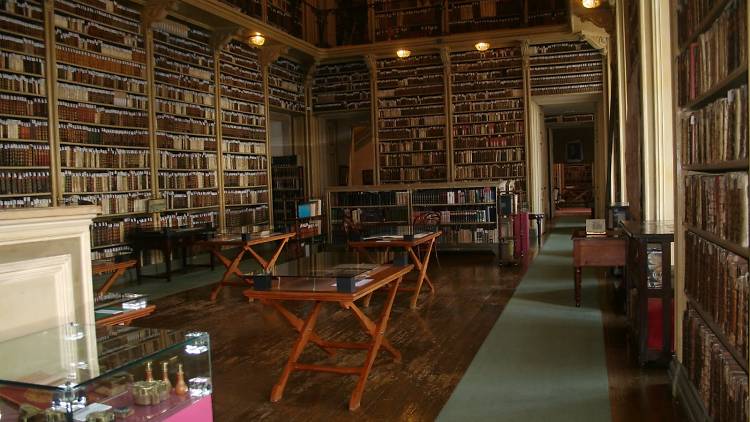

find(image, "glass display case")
[0,325,212,421]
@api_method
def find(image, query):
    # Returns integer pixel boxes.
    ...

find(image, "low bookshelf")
[326,182,504,252]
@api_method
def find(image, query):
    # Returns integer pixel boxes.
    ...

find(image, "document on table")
[330,278,373,287]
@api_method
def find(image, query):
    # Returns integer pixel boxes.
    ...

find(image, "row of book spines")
[414,209,496,224]
[0,143,50,166]
[63,192,151,214]
[0,94,47,117]
[454,148,524,164]
[684,172,749,247]
[1,51,44,75]
[684,230,749,361]
[0,195,51,208]
[676,0,747,106]
[531,83,603,96]
[413,188,496,204]
[681,84,747,165]
[455,163,525,179]
[380,167,447,181]
[682,308,748,422]
[331,191,410,207]
[0,170,49,193]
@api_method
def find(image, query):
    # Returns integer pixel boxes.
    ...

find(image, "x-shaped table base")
[260,275,403,411]
[352,236,437,309]
[209,237,291,301]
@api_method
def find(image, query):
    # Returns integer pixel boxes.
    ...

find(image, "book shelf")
[268,56,305,113]
[673,0,749,420]
[312,60,370,113]
[53,0,156,254]
[375,52,448,184]
[219,39,270,233]
[529,40,603,96]
[267,0,302,38]
[449,46,526,194]
[0,0,53,210]
[373,0,443,42]
[326,182,501,251]
[271,155,303,229]
[152,18,219,231]
[448,0,524,33]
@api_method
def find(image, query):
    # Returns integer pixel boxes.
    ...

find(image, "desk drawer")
[574,239,627,266]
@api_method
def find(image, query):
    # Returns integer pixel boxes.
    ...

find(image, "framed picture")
[566,140,583,162]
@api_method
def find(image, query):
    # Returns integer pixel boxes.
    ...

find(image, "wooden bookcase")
[375,52,448,184]
[373,0,443,42]
[219,40,270,233]
[672,0,749,420]
[529,40,604,96]
[54,0,156,257]
[268,55,305,113]
[152,18,219,231]
[312,60,370,113]
[0,0,53,210]
[449,46,526,189]
[326,182,501,251]
[271,156,303,229]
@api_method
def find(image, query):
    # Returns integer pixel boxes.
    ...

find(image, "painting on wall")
[566,140,583,162]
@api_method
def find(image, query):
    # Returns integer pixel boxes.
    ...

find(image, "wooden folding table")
[348,231,441,309]
[244,263,413,411]
[92,259,137,296]
[197,232,296,300]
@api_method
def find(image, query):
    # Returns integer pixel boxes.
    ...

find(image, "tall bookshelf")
[151,18,219,230]
[268,56,305,113]
[373,0,442,42]
[448,0,524,33]
[529,40,603,96]
[312,60,370,113]
[0,0,52,210]
[449,46,526,194]
[53,0,155,259]
[673,0,749,420]
[271,155,303,228]
[375,52,448,184]
[266,0,302,38]
[219,39,270,233]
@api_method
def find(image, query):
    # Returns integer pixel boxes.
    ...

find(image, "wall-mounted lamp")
[396,49,411,58]
[582,0,601,8]
[475,42,490,52]
[249,33,265,46]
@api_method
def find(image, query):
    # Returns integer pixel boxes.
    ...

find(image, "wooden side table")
[571,229,627,307]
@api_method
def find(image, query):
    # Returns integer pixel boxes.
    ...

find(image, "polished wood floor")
[138,239,685,421]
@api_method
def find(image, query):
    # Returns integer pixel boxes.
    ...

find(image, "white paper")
[74,403,112,421]
[330,278,373,287]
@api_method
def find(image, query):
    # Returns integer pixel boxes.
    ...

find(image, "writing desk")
[571,229,626,307]
[348,230,441,309]
[244,258,413,411]
[196,231,296,300]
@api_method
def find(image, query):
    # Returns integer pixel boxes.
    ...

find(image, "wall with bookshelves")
[449,46,526,197]
[326,182,501,250]
[219,39,270,233]
[53,0,156,255]
[0,0,53,210]
[151,17,219,231]
[268,55,305,113]
[375,52,448,184]
[529,40,603,96]
[673,0,749,420]
[312,60,370,113]
[271,155,303,229]
[373,0,442,42]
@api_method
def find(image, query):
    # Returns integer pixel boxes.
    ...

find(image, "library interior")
[0,0,747,420]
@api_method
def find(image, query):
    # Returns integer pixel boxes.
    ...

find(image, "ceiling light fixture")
[249,33,265,46]
[475,42,490,52]
[582,0,601,8]
[396,49,411,58]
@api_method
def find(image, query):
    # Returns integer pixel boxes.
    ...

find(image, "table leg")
[348,276,403,411]
[406,240,436,309]
[96,267,128,296]
[264,299,337,356]
[575,266,582,307]
[271,301,323,403]
[247,238,290,271]
[536,218,542,247]
[163,245,172,282]
[210,247,249,301]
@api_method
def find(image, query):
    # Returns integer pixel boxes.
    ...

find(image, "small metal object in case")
[85,410,115,422]
[188,377,212,397]
[131,381,161,406]
[113,407,133,420]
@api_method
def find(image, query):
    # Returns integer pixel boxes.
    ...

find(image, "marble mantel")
[0,206,101,341]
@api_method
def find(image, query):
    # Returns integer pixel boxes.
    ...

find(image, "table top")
[197,231,295,246]
[571,229,625,240]
[269,251,377,279]
[620,220,674,240]
[349,229,441,248]
[244,264,414,302]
